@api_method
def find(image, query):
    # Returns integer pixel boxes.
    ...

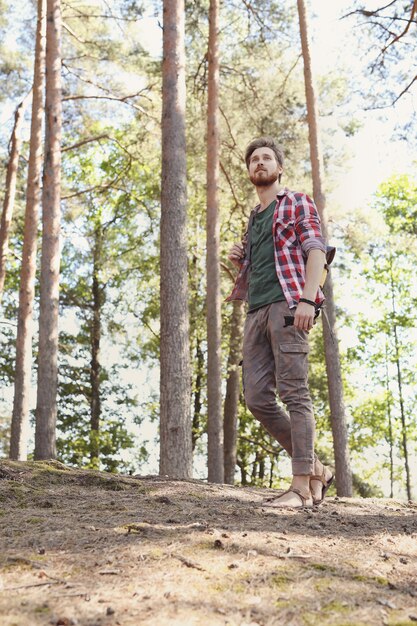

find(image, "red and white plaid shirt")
[226,187,326,309]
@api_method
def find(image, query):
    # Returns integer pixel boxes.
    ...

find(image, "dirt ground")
[1,460,417,626]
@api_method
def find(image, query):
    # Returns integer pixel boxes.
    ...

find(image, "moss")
[309,562,338,574]
[210,580,245,594]
[189,491,206,500]
[271,573,292,589]
[34,604,51,614]
[322,600,351,614]
[352,573,388,586]
[274,599,291,609]
[301,602,369,626]
[314,577,333,592]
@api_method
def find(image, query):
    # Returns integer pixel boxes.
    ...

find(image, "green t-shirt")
[248,200,285,312]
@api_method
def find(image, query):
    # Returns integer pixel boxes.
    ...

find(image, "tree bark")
[206,0,223,483]
[297,0,352,496]
[34,0,62,460]
[388,254,411,500]
[159,0,192,478]
[192,336,204,451]
[0,93,31,302]
[385,342,394,499]
[90,221,103,469]
[10,0,46,461]
[223,300,244,484]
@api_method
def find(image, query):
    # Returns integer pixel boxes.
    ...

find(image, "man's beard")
[249,169,279,188]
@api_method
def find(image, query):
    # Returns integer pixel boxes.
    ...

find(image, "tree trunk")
[0,93,31,302]
[206,0,223,483]
[223,300,244,484]
[10,0,46,461]
[297,0,352,496]
[90,222,103,469]
[385,342,394,499]
[159,0,192,478]
[393,323,411,500]
[34,0,62,460]
[388,254,411,500]
[192,336,204,451]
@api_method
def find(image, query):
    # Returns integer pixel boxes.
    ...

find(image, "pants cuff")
[292,458,315,476]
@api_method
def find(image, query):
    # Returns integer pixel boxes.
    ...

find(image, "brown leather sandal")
[310,468,334,505]
[262,488,313,509]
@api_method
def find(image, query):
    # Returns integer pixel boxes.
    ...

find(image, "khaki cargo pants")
[242,300,316,476]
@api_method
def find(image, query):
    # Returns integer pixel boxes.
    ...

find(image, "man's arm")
[294,249,326,331]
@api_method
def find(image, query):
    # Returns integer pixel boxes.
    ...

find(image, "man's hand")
[228,241,246,269]
[294,301,315,331]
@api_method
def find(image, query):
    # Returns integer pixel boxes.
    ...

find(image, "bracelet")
[299,297,316,307]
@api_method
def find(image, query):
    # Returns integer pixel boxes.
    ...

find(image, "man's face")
[248,147,283,188]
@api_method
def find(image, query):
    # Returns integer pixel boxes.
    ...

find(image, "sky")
[311,1,416,212]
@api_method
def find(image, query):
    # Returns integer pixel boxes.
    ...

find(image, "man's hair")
[245,137,284,171]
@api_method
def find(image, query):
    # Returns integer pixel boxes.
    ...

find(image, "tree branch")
[238,435,283,457]
[342,1,398,20]
[220,261,237,284]
[62,134,108,152]
[380,0,417,53]
[63,93,148,114]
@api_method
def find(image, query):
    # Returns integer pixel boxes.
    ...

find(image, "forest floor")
[1,461,417,626]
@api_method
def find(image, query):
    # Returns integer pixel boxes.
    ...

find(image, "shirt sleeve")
[294,193,326,256]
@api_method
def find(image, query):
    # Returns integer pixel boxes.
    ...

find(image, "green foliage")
[344,175,417,497]
[377,175,417,237]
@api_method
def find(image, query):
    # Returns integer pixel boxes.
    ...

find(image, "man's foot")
[310,465,334,505]
[262,488,313,509]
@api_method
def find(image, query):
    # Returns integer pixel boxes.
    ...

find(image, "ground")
[0,461,417,626]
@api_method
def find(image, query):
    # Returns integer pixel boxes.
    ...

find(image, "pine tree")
[34,0,62,460]
[159,0,192,478]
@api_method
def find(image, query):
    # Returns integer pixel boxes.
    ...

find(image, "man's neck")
[256,182,282,212]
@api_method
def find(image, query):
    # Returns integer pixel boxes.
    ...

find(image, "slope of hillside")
[1,460,417,625]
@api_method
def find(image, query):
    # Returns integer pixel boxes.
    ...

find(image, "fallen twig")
[171,554,206,572]
[5,581,63,590]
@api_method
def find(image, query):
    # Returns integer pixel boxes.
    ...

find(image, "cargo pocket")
[278,342,309,380]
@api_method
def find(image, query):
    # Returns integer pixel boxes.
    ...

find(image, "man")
[227,136,333,508]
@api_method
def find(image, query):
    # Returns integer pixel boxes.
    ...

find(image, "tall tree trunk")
[385,341,394,499]
[90,222,103,469]
[10,0,46,460]
[0,93,31,302]
[223,300,244,484]
[206,0,223,483]
[192,336,204,451]
[388,254,411,500]
[297,0,352,496]
[34,0,62,460]
[159,0,192,478]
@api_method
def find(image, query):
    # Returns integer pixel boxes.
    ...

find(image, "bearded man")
[227,136,333,508]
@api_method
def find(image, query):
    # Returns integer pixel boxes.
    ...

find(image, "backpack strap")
[320,246,336,289]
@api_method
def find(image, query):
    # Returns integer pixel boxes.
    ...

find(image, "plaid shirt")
[226,187,326,309]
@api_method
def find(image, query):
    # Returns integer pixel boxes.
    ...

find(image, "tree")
[34,0,62,460]
[159,0,192,478]
[223,299,244,484]
[206,0,223,483]
[0,93,31,302]
[297,0,353,496]
[345,0,417,106]
[10,0,46,461]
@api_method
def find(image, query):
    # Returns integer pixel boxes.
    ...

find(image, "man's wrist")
[299,297,316,308]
